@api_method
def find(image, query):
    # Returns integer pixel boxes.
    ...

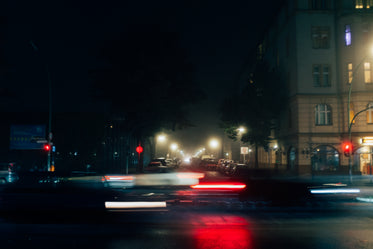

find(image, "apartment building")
[257,0,373,175]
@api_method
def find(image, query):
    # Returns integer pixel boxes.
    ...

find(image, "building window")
[315,104,332,125]
[356,0,373,8]
[367,103,373,124]
[347,63,353,83]
[356,0,364,8]
[313,64,331,87]
[345,25,352,46]
[364,62,372,83]
[309,0,331,9]
[312,26,330,49]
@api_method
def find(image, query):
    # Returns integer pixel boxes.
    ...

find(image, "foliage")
[220,61,288,147]
[91,26,205,140]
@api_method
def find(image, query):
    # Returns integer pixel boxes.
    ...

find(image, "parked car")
[0,162,19,184]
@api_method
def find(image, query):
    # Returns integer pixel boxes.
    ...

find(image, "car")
[0,162,19,184]
[148,158,168,166]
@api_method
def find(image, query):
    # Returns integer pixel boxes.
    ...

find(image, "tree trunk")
[255,143,259,168]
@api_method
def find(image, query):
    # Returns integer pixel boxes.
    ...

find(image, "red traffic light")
[43,144,51,151]
[343,142,352,157]
[136,145,143,154]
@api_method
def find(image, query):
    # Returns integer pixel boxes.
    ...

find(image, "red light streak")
[190,183,246,189]
[104,175,134,181]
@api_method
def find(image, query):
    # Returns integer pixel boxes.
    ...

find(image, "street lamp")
[209,139,219,159]
[170,143,178,159]
[237,126,247,163]
[237,126,246,134]
[155,134,167,158]
[30,40,53,172]
[347,46,373,182]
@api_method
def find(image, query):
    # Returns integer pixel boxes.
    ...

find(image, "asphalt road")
[0,170,372,249]
[1,205,373,249]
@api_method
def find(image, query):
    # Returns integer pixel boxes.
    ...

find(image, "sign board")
[10,125,46,150]
[361,137,373,146]
[240,147,249,155]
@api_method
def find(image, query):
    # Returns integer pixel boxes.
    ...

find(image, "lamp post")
[209,138,219,159]
[30,41,53,171]
[156,134,167,158]
[237,126,246,163]
[170,143,178,159]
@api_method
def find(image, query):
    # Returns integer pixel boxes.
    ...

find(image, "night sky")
[1,0,282,151]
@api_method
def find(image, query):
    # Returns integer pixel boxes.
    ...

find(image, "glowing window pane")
[356,0,363,8]
[348,63,353,83]
[364,62,371,83]
[345,25,352,46]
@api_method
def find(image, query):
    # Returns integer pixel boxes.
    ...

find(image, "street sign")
[241,147,249,155]
[361,137,373,145]
[36,140,48,144]
[10,125,46,150]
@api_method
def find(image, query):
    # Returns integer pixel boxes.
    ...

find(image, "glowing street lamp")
[209,139,219,149]
[209,139,220,159]
[237,126,246,134]
[157,134,167,143]
[155,134,167,158]
[170,143,178,151]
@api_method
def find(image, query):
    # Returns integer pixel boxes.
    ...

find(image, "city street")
[1,169,373,249]
[1,203,373,249]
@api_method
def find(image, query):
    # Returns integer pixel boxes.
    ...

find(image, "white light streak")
[310,188,360,194]
[105,201,167,209]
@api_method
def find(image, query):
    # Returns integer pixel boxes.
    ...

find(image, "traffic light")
[43,144,51,151]
[343,142,352,157]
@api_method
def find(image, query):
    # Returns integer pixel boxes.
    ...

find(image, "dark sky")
[1,0,282,151]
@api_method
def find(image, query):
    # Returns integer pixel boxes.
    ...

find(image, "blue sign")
[10,125,46,150]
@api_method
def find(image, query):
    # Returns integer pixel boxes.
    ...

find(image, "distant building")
[255,0,373,175]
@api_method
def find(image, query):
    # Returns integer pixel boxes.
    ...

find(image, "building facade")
[257,0,373,175]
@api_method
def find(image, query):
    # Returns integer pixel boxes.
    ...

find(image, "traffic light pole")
[47,64,53,172]
[347,106,373,183]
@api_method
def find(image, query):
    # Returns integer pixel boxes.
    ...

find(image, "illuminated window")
[355,0,373,8]
[368,0,373,8]
[345,25,352,46]
[356,0,364,8]
[364,62,372,83]
[312,26,330,49]
[367,103,373,124]
[313,64,331,87]
[315,104,332,125]
[347,63,353,83]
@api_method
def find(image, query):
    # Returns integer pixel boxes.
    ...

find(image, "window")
[364,62,372,83]
[315,104,332,125]
[345,25,352,46]
[356,0,364,8]
[367,103,373,124]
[313,64,331,87]
[347,63,353,83]
[312,26,330,49]
[355,0,373,8]
[369,0,373,8]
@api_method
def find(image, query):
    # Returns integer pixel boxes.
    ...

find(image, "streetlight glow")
[209,139,219,149]
[170,143,178,151]
[237,126,246,134]
[157,134,166,142]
